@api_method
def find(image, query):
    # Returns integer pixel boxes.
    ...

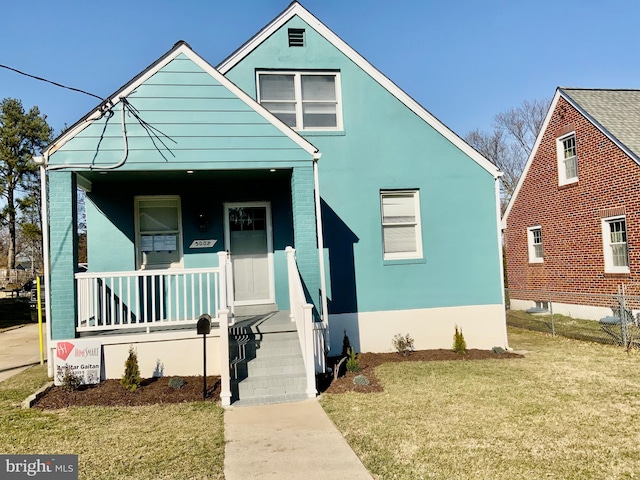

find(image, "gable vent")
[288,28,305,47]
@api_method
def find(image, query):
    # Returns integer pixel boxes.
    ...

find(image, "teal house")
[40,3,507,405]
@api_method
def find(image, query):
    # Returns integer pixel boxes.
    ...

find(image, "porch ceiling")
[78,168,291,188]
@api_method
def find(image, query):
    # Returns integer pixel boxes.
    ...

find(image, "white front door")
[224,202,275,305]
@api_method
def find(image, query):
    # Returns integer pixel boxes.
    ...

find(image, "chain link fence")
[506,287,640,349]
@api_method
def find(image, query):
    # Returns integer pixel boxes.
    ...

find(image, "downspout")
[33,154,53,376]
[47,98,129,171]
[313,155,329,329]
[495,174,510,350]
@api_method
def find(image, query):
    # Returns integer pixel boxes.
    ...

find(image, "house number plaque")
[189,239,217,249]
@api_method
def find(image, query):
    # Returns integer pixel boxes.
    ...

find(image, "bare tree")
[466,98,549,213]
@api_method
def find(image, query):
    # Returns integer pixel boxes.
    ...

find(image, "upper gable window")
[257,72,343,131]
[557,132,578,185]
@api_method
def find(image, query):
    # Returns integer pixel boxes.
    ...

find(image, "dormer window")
[257,71,343,131]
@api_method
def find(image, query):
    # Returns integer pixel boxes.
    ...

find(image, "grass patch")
[321,327,640,479]
[507,309,640,345]
[0,297,31,330]
[0,366,225,479]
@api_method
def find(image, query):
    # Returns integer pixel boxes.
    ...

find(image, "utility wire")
[0,64,104,101]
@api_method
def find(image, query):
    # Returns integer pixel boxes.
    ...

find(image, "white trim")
[502,90,561,227]
[43,42,319,161]
[601,215,630,274]
[256,70,344,131]
[134,195,184,270]
[556,131,578,186]
[223,201,276,305]
[380,189,423,260]
[39,162,53,377]
[218,2,500,178]
[527,225,544,263]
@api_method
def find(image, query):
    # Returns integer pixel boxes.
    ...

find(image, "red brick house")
[503,88,640,319]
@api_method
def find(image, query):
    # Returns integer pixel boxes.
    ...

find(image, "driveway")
[0,323,46,382]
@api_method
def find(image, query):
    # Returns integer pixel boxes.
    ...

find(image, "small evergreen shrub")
[120,346,142,391]
[59,365,82,391]
[168,377,185,390]
[342,330,351,357]
[453,325,467,355]
[392,333,415,355]
[353,374,370,386]
[346,346,360,372]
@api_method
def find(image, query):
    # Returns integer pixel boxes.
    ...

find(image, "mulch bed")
[33,349,522,408]
[34,376,221,409]
[319,349,523,394]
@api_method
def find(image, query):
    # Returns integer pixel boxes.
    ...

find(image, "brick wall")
[290,166,321,309]
[48,171,78,339]
[505,96,640,307]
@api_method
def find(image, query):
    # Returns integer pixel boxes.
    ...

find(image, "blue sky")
[1,0,638,139]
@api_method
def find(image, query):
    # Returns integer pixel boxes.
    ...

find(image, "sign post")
[197,314,212,399]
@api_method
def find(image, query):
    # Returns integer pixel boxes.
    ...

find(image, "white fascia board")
[559,88,640,167]
[218,3,500,178]
[45,42,319,160]
[501,89,561,228]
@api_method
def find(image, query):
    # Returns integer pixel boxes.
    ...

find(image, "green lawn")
[0,367,225,479]
[321,327,640,480]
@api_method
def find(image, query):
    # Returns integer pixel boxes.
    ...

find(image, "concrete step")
[231,392,310,407]
[235,373,307,398]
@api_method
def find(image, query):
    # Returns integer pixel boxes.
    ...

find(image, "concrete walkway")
[0,323,46,382]
[224,399,373,480]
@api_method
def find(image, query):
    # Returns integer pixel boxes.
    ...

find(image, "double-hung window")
[527,226,543,263]
[557,133,578,185]
[380,190,423,260]
[135,196,183,269]
[602,216,629,273]
[257,72,342,130]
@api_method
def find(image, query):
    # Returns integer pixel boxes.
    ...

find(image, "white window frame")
[602,215,630,274]
[557,132,578,186]
[380,190,423,261]
[134,195,183,270]
[527,226,543,263]
[256,71,343,131]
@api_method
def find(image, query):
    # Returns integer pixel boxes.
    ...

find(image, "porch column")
[48,171,78,340]
[291,166,321,309]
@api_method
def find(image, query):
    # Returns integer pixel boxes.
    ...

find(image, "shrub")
[342,330,351,357]
[59,365,82,391]
[346,346,360,372]
[353,374,370,386]
[121,346,142,391]
[453,325,467,355]
[168,377,185,390]
[392,333,415,355]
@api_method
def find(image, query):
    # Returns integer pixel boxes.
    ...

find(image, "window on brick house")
[557,132,578,185]
[380,190,423,260]
[602,216,629,273]
[257,71,342,131]
[527,226,543,263]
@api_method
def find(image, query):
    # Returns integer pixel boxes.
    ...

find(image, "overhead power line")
[0,64,104,101]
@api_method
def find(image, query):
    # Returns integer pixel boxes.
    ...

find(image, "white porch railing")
[285,246,326,398]
[75,252,231,333]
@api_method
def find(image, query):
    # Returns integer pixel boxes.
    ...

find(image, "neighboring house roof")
[218,1,501,179]
[502,87,640,227]
[42,41,320,164]
[560,88,640,163]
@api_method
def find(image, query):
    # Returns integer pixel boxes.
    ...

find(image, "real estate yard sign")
[54,340,102,386]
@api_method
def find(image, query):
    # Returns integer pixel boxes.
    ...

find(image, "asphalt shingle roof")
[560,88,640,161]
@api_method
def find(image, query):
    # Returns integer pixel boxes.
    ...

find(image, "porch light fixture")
[196,210,209,232]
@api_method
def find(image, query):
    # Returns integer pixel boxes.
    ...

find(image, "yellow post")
[37,276,44,365]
